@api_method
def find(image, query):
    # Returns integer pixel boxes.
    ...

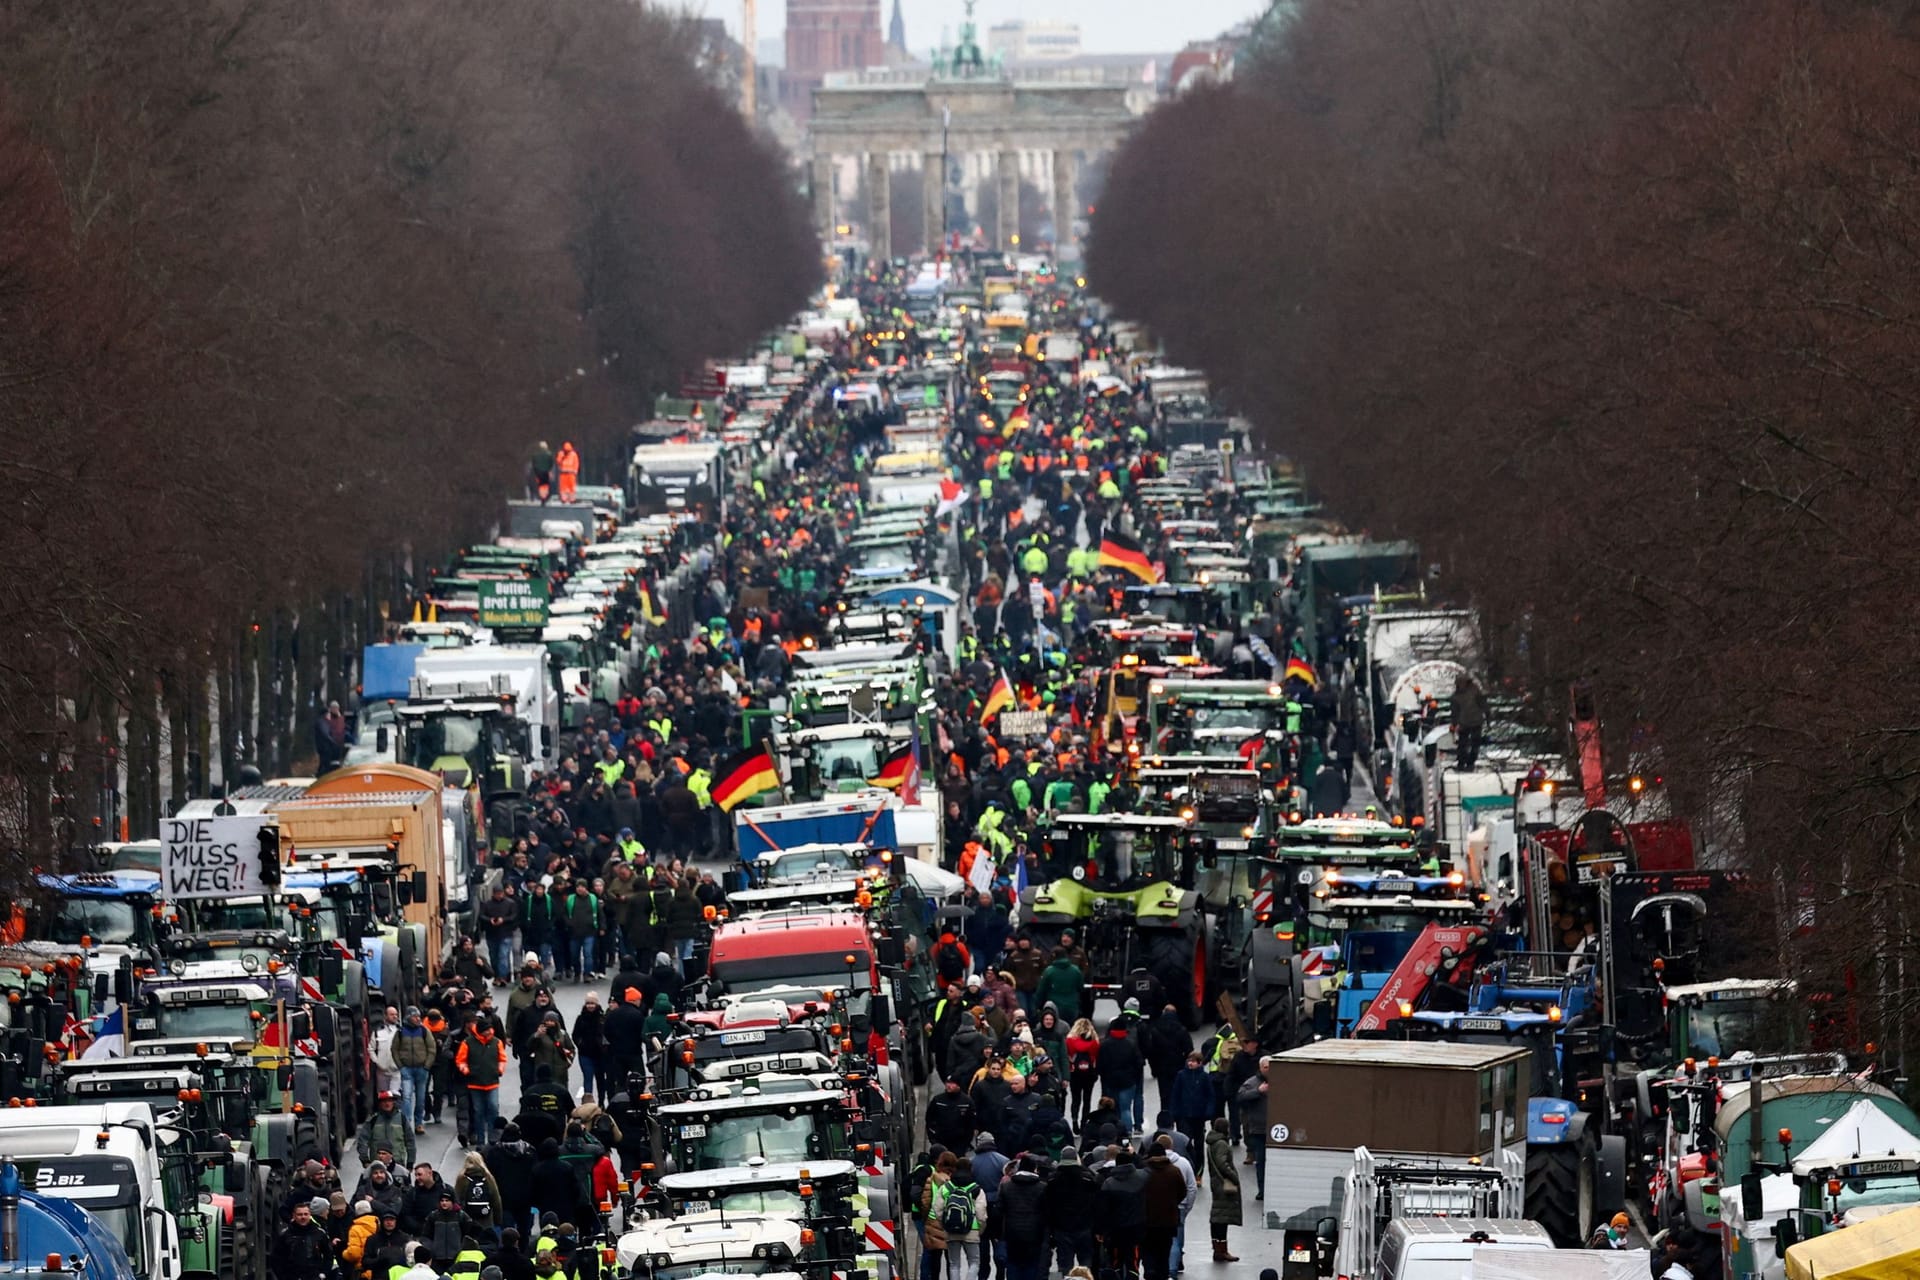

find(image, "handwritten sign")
[162,815,272,900]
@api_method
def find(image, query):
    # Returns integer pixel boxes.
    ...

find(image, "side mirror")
[410,870,428,905]
[112,968,132,1010]
[1740,1170,1765,1223]
[1773,1215,1799,1258]
[376,726,390,752]
[869,996,892,1028]
[319,955,345,993]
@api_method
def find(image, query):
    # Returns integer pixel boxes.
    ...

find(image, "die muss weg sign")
[162,815,271,900]
[478,578,550,629]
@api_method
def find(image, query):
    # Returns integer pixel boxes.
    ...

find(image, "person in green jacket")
[641,992,674,1041]
[1034,950,1085,1022]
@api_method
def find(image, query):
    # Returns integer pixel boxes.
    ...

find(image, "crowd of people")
[268,256,1354,1280]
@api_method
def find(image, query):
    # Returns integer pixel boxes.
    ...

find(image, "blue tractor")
[1389,958,1628,1246]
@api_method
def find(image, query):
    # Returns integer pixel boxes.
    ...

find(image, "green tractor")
[1021,814,1210,1026]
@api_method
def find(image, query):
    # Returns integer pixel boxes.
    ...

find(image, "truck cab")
[0,1104,190,1280]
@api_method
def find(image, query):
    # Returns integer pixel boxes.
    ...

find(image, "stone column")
[867,152,892,263]
[997,149,1020,252]
[922,152,945,256]
[1052,150,1077,254]
[811,153,835,240]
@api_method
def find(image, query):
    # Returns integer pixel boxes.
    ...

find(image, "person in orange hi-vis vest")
[555,441,581,502]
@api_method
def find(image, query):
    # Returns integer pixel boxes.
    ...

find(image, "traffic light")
[257,825,282,888]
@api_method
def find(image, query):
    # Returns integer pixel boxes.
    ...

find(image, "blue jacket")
[1170,1065,1215,1122]
[970,1149,1010,1205]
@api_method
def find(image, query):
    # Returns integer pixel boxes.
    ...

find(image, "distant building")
[986,18,1082,62]
[888,0,907,56]
[783,0,886,122]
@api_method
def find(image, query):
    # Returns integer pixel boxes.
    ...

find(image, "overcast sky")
[690,0,1270,57]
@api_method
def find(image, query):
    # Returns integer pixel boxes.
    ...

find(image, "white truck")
[1338,1147,1527,1280]
[401,645,559,785]
[0,1103,199,1280]
[1263,1041,1532,1276]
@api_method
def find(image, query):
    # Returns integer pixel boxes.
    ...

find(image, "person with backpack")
[1063,1018,1099,1128]
[1142,1004,1189,1117]
[452,1152,503,1227]
[931,931,972,988]
[920,1152,987,1280]
[908,1149,947,1280]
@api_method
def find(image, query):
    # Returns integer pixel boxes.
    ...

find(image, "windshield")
[50,897,141,946]
[1819,1177,1920,1220]
[764,849,861,878]
[1309,908,1468,945]
[404,713,485,775]
[857,543,915,570]
[155,1003,257,1039]
[801,739,888,788]
[1190,705,1278,733]
[647,1263,788,1280]
[546,639,588,666]
[1684,999,1801,1058]
[188,898,279,931]
[700,1189,807,1217]
[680,1112,827,1168]
[306,902,346,943]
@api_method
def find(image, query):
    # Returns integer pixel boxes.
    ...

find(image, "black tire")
[1247,927,1299,1054]
[1526,1137,1595,1247]
[1141,927,1204,1029]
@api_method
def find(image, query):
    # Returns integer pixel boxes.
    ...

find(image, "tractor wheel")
[1246,927,1299,1054]
[1526,1135,1596,1247]
[1142,928,1204,1029]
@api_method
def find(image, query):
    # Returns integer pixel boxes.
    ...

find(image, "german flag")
[980,672,1015,724]
[1284,656,1319,688]
[1098,530,1159,584]
[870,740,916,791]
[711,743,780,812]
[870,737,922,805]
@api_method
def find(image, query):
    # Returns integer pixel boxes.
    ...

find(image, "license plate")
[1216,839,1249,851]
[1286,1247,1311,1264]
[1458,1017,1506,1033]
[680,1124,708,1139]
[721,1030,767,1045]
[1845,1160,1910,1177]
[681,1201,711,1215]
[1376,878,1414,892]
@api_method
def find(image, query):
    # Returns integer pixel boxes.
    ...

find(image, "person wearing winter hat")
[324,1191,353,1252]
[395,1005,437,1135]
[342,1199,382,1280]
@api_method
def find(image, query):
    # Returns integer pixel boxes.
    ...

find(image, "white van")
[1375,1218,1552,1280]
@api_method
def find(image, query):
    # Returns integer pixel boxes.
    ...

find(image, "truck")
[733,797,901,862]
[0,1104,212,1280]
[274,767,447,996]
[1261,1040,1531,1272]
[0,1158,139,1280]
[629,443,727,521]
[1332,1146,1528,1280]
[1293,540,1421,667]
[398,645,558,788]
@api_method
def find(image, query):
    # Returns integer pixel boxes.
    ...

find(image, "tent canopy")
[1785,1201,1920,1280]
